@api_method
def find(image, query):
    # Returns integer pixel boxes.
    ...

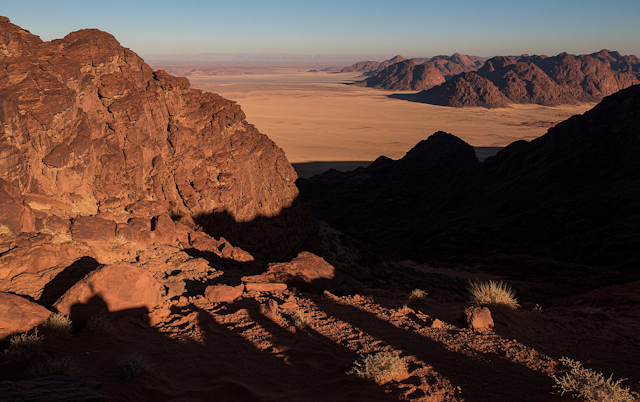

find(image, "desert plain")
[177,64,594,174]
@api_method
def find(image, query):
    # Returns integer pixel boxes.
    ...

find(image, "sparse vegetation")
[41,313,73,338]
[114,232,127,245]
[407,289,428,305]
[29,356,76,376]
[290,307,308,329]
[116,355,152,379]
[398,304,413,315]
[3,331,44,362]
[468,280,519,310]
[347,352,408,384]
[85,314,115,333]
[554,357,634,402]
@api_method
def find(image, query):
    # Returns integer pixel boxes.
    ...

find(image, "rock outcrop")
[355,54,486,90]
[414,50,640,107]
[0,292,52,339]
[298,84,640,280]
[0,16,319,305]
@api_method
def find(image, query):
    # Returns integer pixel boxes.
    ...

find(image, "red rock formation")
[415,51,640,107]
[415,72,510,108]
[355,60,446,91]
[53,262,162,322]
[0,292,52,339]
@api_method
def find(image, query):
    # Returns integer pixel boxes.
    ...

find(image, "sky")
[2,0,640,59]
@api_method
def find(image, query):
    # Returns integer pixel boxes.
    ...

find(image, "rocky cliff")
[298,84,640,279]
[0,16,318,301]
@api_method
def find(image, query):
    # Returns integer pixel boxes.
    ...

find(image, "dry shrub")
[398,304,413,315]
[85,314,115,334]
[468,280,519,310]
[348,352,407,384]
[554,357,634,402]
[41,313,72,338]
[3,331,44,362]
[287,307,308,329]
[407,289,428,306]
[29,356,76,376]
[117,355,152,379]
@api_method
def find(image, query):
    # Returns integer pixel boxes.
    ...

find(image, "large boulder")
[53,262,162,323]
[0,292,51,339]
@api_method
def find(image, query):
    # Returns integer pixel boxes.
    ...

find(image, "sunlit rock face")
[0,16,316,262]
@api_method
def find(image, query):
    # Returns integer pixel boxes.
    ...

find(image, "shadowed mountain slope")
[298,84,640,275]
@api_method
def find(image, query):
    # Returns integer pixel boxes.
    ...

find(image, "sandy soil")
[188,70,594,164]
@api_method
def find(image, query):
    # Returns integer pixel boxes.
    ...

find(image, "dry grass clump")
[554,357,634,402]
[85,314,115,334]
[407,289,428,306]
[29,356,76,376]
[398,304,413,315]
[348,352,408,384]
[289,307,308,329]
[41,313,72,338]
[116,355,152,379]
[468,280,519,310]
[3,331,44,362]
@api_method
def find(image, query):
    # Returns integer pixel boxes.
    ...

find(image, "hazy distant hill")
[415,50,640,107]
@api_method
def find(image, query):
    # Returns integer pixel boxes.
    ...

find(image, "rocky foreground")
[1,16,640,402]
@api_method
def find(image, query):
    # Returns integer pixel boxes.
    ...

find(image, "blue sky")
[2,0,639,58]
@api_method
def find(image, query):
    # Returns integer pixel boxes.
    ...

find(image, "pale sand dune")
[189,70,594,164]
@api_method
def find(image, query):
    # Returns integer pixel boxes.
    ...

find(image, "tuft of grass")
[85,314,115,334]
[116,355,152,379]
[41,313,72,338]
[407,289,428,306]
[468,280,519,310]
[3,331,44,362]
[398,304,413,315]
[29,356,76,376]
[114,233,127,245]
[347,352,408,384]
[290,308,308,329]
[554,357,634,402]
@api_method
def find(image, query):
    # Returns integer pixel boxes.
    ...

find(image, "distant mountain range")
[348,50,640,107]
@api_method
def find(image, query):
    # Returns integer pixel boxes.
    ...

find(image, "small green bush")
[29,356,76,376]
[3,331,44,362]
[41,313,73,338]
[554,357,634,402]
[116,355,152,379]
[468,280,519,310]
[348,352,407,384]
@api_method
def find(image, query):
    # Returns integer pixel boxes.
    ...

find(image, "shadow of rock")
[38,257,100,308]
[193,196,318,264]
[68,294,149,327]
[387,92,426,103]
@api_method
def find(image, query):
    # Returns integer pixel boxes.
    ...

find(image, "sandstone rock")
[430,318,444,329]
[0,16,315,264]
[0,292,52,339]
[245,283,287,292]
[71,216,116,243]
[241,252,340,291]
[164,281,186,299]
[458,306,494,331]
[356,59,445,91]
[0,179,36,235]
[54,262,162,323]
[205,284,244,303]
[415,72,510,108]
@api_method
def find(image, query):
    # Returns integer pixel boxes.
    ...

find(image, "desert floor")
[187,69,594,176]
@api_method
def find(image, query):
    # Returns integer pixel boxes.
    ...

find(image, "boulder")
[241,252,340,291]
[457,306,494,331]
[71,216,117,243]
[204,284,244,303]
[0,292,51,339]
[53,262,162,323]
